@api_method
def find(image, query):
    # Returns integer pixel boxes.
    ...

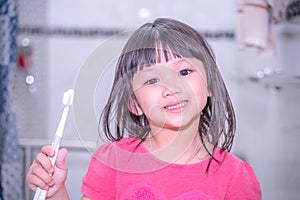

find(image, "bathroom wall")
[16,0,300,199]
[233,22,300,199]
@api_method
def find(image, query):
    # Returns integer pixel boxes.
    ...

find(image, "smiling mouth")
[164,100,188,111]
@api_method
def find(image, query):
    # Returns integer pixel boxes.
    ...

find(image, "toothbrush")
[33,89,74,200]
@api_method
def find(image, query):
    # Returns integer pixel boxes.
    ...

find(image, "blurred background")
[1,0,300,199]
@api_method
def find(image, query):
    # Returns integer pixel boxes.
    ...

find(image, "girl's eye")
[145,78,159,85]
[179,69,192,76]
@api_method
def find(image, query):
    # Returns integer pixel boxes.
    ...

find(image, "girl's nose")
[161,84,182,97]
[160,69,183,97]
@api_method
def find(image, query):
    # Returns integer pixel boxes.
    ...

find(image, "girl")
[26,18,262,200]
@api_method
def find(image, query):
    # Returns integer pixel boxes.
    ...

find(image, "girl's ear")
[128,98,144,116]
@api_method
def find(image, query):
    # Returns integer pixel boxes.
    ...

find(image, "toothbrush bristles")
[62,89,74,106]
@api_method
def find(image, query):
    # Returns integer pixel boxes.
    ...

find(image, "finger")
[55,148,68,170]
[31,165,55,187]
[27,174,51,191]
[26,168,37,191]
[41,145,55,157]
[27,166,55,191]
[34,152,54,174]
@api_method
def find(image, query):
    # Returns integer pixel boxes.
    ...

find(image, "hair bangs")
[123,47,182,74]
[120,25,207,75]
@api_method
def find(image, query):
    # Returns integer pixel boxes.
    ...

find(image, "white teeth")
[165,101,187,110]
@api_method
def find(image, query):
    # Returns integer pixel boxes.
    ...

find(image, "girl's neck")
[148,116,200,148]
[150,128,197,149]
[145,122,208,164]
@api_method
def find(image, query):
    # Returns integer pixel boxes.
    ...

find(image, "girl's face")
[131,57,209,131]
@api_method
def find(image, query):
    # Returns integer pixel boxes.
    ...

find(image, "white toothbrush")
[33,89,74,200]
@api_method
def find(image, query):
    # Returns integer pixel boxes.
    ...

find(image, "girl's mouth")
[164,100,188,111]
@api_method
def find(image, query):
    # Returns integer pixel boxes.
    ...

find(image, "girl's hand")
[26,145,69,198]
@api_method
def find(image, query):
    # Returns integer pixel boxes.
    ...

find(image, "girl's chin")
[150,121,194,131]
[147,112,201,130]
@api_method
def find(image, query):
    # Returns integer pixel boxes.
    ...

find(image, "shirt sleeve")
[225,161,262,200]
[80,143,117,200]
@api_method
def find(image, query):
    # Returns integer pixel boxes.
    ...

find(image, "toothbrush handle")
[33,188,47,200]
[32,135,62,200]
[49,134,62,165]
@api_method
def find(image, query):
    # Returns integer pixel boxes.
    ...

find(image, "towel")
[236,0,294,57]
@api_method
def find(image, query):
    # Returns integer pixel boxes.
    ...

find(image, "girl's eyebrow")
[170,58,193,68]
[137,65,155,74]
[134,66,156,79]
[136,58,190,75]
[168,58,185,65]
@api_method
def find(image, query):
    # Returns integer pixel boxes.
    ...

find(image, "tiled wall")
[16,0,300,199]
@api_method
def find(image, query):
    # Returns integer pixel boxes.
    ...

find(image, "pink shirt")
[81,137,262,200]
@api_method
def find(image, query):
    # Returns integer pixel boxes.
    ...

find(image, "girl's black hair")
[99,18,236,166]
